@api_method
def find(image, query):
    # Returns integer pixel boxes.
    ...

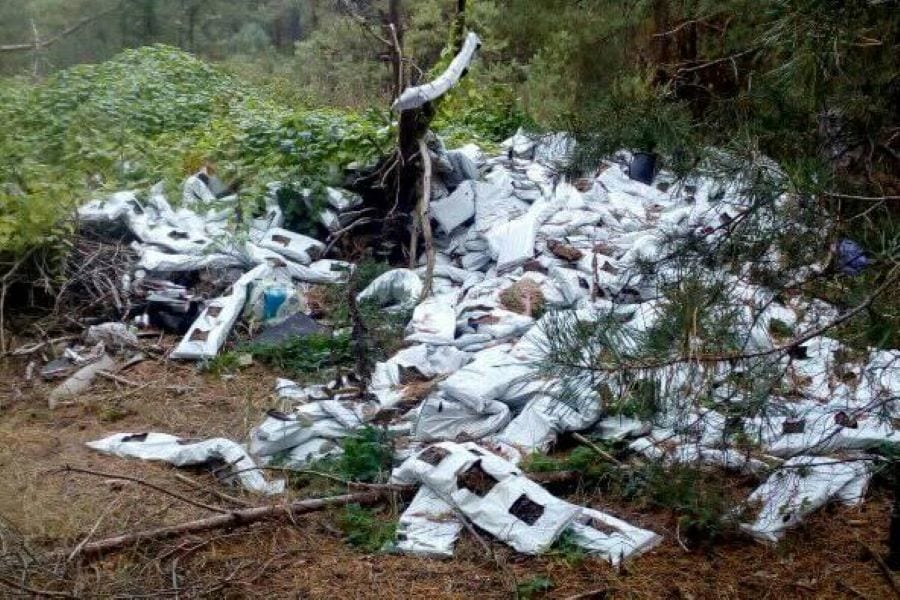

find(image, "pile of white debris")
[81,129,900,561]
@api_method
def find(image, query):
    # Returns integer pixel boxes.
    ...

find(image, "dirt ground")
[0,346,898,599]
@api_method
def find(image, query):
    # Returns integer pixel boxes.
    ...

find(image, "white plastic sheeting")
[431,180,476,233]
[393,33,482,111]
[405,296,457,345]
[415,393,511,441]
[394,487,463,558]
[87,432,285,495]
[357,269,423,310]
[392,442,581,554]
[391,442,660,560]
[740,456,873,542]
[568,507,662,567]
[170,264,270,360]
[256,228,325,265]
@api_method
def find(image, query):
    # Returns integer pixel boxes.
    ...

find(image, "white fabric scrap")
[87,432,284,495]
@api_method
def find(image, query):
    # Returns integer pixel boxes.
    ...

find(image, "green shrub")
[246,331,352,376]
[337,426,393,483]
[0,45,391,271]
[338,504,397,553]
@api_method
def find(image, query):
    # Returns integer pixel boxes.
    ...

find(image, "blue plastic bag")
[837,239,870,276]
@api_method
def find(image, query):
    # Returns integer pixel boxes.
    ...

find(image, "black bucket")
[629,152,657,185]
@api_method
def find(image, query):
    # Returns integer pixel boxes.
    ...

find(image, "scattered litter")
[740,456,873,542]
[49,353,116,408]
[85,323,140,352]
[87,432,284,495]
[836,239,870,276]
[170,264,270,360]
[357,269,423,310]
[69,128,900,563]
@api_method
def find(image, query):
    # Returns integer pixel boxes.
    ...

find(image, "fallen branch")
[0,3,121,53]
[571,432,623,466]
[73,490,391,558]
[174,473,255,508]
[97,370,141,387]
[0,577,76,599]
[59,465,228,515]
[564,588,609,600]
[859,539,900,595]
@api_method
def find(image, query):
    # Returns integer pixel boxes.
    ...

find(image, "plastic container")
[263,287,288,321]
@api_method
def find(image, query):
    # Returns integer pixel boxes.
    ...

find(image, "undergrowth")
[338,504,397,553]
[245,332,352,376]
[523,446,736,547]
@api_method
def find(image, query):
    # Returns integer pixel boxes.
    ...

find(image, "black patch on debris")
[457,460,498,497]
[266,409,294,421]
[782,418,806,434]
[835,411,859,429]
[419,446,450,466]
[509,494,544,525]
[122,433,149,443]
[787,345,809,360]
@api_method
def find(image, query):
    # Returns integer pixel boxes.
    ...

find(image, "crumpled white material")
[357,269,423,310]
[415,393,511,441]
[391,442,660,559]
[740,456,873,542]
[170,264,270,360]
[87,432,284,495]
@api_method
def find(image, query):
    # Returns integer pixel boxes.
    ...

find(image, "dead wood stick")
[572,432,623,466]
[59,465,228,514]
[97,370,140,387]
[417,138,435,297]
[858,539,900,594]
[67,497,121,561]
[564,588,609,600]
[174,473,255,508]
[74,490,389,558]
[0,576,76,598]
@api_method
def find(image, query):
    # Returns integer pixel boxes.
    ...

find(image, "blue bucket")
[263,287,288,321]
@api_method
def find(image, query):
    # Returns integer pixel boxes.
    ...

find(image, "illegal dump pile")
[30,123,900,563]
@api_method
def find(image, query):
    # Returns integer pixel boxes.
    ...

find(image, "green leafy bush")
[337,426,393,483]
[246,331,352,376]
[0,45,391,270]
[338,504,397,553]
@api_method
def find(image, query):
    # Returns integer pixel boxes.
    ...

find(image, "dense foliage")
[0,45,394,258]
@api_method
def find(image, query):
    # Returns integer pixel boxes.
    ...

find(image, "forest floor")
[0,342,898,600]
